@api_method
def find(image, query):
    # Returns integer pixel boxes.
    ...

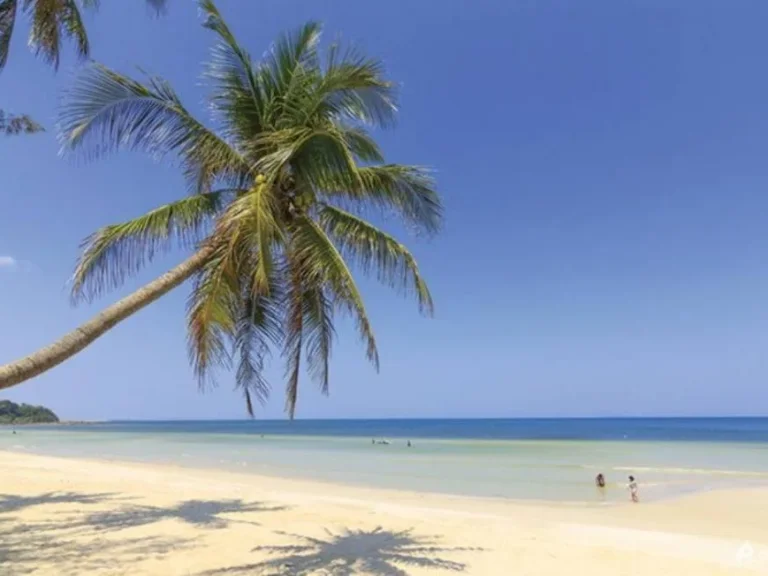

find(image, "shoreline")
[0,449,604,511]
[5,445,764,509]
[2,451,768,574]
[0,448,763,517]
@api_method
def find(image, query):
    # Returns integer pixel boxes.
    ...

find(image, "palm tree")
[0,0,166,133]
[0,0,442,417]
[0,0,166,71]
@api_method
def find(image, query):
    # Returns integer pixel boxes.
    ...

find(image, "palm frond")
[27,0,62,68]
[255,125,363,194]
[302,284,334,394]
[0,109,43,135]
[268,21,321,90]
[321,164,442,236]
[186,239,240,386]
[282,258,305,419]
[290,215,379,370]
[339,126,383,163]
[0,0,17,71]
[319,205,433,315]
[313,41,397,128]
[264,21,322,128]
[187,187,284,390]
[59,63,249,193]
[71,190,228,302]
[3,0,168,74]
[216,177,281,294]
[57,0,89,61]
[233,257,284,415]
[282,260,335,417]
[201,0,266,145]
[234,289,280,415]
[26,0,92,69]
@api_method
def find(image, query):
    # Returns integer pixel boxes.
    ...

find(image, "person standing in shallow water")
[595,473,605,488]
[595,473,606,501]
[628,475,639,502]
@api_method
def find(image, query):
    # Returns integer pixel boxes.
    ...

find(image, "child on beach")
[628,475,639,502]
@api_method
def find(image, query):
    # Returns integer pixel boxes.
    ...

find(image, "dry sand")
[1,450,766,575]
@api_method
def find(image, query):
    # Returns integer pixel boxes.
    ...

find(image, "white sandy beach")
[1,450,766,575]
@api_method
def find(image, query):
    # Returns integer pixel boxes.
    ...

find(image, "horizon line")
[92,415,768,422]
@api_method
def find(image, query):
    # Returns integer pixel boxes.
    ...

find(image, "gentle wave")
[612,465,768,477]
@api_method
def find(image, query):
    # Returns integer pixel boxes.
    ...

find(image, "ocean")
[2,418,768,504]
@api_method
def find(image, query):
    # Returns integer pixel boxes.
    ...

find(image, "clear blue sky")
[2,0,768,420]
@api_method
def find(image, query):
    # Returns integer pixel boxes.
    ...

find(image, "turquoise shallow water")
[2,419,768,503]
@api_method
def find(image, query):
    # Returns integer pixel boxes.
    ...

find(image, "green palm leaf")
[60,63,249,192]
[201,0,267,146]
[186,239,240,385]
[283,274,303,419]
[71,190,229,302]
[0,0,17,70]
[320,164,442,236]
[186,222,282,389]
[290,214,379,371]
[255,125,363,191]
[0,0,167,74]
[56,0,90,64]
[234,276,283,414]
[313,41,398,128]
[214,177,281,294]
[0,109,43,135]
[280,256,335,418]
[319,205,433,315]
[302,284,334,395]
[28,0,63,69]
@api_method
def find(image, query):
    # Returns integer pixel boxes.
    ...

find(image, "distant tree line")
[0,400,59,424]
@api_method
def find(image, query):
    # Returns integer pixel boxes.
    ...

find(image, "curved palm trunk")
[0,247,212,391]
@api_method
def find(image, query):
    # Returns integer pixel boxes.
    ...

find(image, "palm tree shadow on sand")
[76,499,288,531]
[0,517,195,575]
[0,494,284,574]
[0,492,120,514]
[201,526,483,575]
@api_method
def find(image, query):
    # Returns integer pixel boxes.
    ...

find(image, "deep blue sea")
[3,418,768,503]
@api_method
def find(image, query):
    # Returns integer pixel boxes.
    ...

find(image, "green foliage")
[0,0,167,73]
[58,0,443,419]
[0,1,166,134]
[0,109,44,135]
[0,400,59,424]
[71,190,230,302]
